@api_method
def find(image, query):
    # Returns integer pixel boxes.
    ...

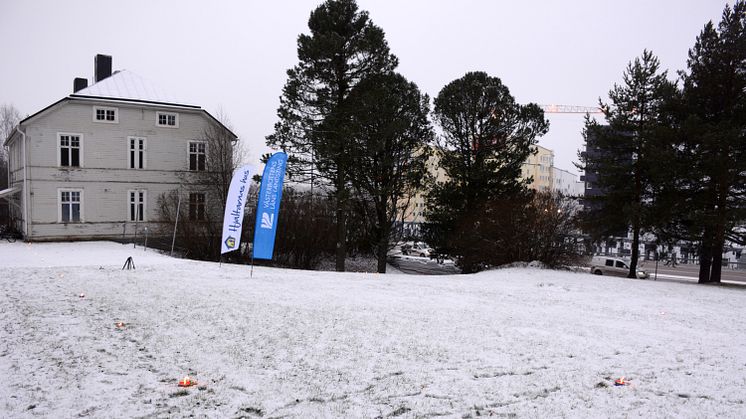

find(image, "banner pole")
[170,190,181,257]
[250,243,255,278]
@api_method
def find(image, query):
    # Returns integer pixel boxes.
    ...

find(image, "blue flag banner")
[252,152,288,260]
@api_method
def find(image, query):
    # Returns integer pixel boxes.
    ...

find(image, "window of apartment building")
[59,133,82,167]
[128,137,147,169]
[189,192,206,221]
[156,111,179,128]
[128,190,147,222]
[188,141,206,171]
[93,106,118,123]
[59,189,82,222]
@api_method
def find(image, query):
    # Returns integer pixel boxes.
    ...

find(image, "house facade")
[2,55,235,241]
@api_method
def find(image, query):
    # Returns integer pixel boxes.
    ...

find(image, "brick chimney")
[73,77,88,93]
[94,54,112,83]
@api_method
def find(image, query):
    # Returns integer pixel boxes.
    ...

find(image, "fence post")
[170,191,182,257]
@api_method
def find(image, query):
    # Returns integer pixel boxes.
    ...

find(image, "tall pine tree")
[425,72,548,271]
[266,0,398,271]
[676,1,746,283]
[579,50,675,278]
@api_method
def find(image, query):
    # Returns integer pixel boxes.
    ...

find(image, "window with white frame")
[59,133,82,167]
[189,192,206,221]
[93,106,118,123]
[59,189,82,222]
[128,190,147,222]
[188,141,206,171]
[156,111,178,127]
[128,137,146,169]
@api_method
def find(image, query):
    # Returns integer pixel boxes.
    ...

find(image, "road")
[641,261,746,284]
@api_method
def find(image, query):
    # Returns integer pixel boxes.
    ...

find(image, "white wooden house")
[1,55,236,241]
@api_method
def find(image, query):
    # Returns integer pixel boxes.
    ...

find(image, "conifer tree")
[425,72,548,271]
[339,73,433,273]
[579,50,675,278]
[267,0,398,271]
[675,1,746,283]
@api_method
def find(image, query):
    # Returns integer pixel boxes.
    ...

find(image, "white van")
[591,256,649,279]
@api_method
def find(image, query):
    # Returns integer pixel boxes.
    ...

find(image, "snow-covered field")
[2,241,745,418]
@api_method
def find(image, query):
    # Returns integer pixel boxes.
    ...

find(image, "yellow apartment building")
[520,145,554,191]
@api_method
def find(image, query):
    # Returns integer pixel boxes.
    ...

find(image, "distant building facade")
[398,143,583,236]
[552,167,584,197]
[520,145,554,191]
[399,148,446,236]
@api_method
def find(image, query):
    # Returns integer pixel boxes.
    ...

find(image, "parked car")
[400,241,433,258]
[590,256,649,279]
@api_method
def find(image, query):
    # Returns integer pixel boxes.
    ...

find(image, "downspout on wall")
[16,125,29,239]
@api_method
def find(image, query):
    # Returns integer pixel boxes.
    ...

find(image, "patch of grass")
[240,406,264,416]
[389,406,411,417]
[169,389,189,398]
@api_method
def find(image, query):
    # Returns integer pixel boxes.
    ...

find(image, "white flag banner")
[220,164,255,254]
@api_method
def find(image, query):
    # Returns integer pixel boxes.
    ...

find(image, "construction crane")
[539,104,603,114]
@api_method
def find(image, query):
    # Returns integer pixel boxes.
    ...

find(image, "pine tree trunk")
[698,230,712,283]
[709,177,729,283]
[629,225,640,278]
[710,243,723,283]
[335,174,347,272]
[376,205,389,274]
[377,236,388,274]
[629,162,642,279]
[710,222,726,283]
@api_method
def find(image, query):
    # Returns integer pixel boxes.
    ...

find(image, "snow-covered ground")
[1,241,745,417]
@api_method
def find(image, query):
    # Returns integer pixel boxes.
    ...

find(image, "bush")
[244,188,375,270]
[154,190,224,261]
[155,186,377,269]
[444,191,584,272]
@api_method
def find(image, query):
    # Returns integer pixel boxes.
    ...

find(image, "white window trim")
[156,111,179,128]
[127,189,148,222]
[92,106,119,124]
[57,132,84,168]
[127,136,147,170]
[188,140,207,171]
[58,188,84,223]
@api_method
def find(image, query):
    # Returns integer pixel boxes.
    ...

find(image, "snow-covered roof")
[71,70,198,108]
[8,69,238,142]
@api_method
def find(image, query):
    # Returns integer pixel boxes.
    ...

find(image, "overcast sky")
[0,0,728,175]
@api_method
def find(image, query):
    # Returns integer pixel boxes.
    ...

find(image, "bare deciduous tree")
[0,104,21,145]
[1,104,22,225]
[154,111,245,260]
